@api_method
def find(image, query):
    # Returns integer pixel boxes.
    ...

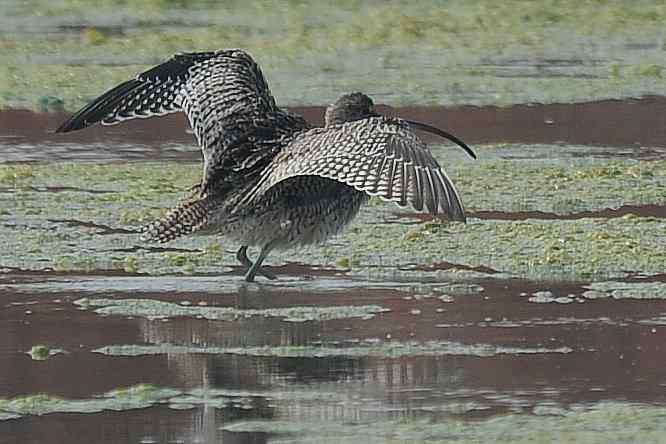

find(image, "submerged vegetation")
[3,385,666,444]
[26,345,64,361]
[221,403,666,444]
[74,297,390,322]
[0,384,179,417]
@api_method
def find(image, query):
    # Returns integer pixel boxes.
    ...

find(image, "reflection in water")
[3,263,666,442]
[3,407,269,444]
[124,276,666,423]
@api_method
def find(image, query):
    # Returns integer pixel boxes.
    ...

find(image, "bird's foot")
[244,266,277,282]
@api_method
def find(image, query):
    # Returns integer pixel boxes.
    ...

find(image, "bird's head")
[325,92,378,126]
[324,92,477,159]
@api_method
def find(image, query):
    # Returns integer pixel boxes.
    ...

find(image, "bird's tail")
[141,195,217,243]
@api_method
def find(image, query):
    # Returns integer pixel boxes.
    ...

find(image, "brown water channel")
[3,97,666,162]
[1,99,666,443]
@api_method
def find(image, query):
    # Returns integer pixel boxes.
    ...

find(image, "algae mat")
[4,1,666,110]
[4,384,666,443]
[1,143,664,280]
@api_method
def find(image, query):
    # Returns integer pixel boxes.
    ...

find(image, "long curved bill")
[404,119,476,159]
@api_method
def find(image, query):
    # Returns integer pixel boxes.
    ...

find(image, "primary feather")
[57,49,307,197]
[241,116,467,221]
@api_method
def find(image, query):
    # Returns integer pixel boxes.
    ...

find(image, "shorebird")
[57,49,476,282]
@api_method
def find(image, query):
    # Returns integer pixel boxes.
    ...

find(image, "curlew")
[57,49,476,282]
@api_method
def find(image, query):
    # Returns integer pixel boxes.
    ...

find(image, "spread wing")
[58,51,210,132]
[56,49,276,136]
[242,117,467,221]
[56,49,296,192]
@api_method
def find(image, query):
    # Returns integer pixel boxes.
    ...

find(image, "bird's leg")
[244,241,278,283]
[236,245,277,281]
[236,245,252,267]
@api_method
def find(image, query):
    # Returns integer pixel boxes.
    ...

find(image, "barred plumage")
[57,52,218,131]
[143,195,216,243]
[241,116,466,220]
[57,49,304,196]
[57,50,475,282]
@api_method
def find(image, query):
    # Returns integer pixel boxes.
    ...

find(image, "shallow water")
[3,272,666,443]
[1,95,666,442]
[4,98,666,162]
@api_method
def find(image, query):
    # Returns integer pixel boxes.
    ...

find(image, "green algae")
[166,387,354,411]
[349,215,666,280]
[582,281,666,300]
[527,291,575,304]
[4,274,492,301]
[93,341,572,358]
[433,283,484,296]
[0,384,323,419]
[0,384,375,420]
[52,255,99,273]
[5,382,658,443]
[1,149,665,280]
[0,384,179,418]
[0,386,238,420]
[105,384,173,401]
[27,345,50,361]
[122,256,139,273]
[73,297,390,322]
[3,148,665,218]
[0,412,20,421]
[181,387,348,404]
[335,256,360,269]
[5,208,664,280]
[5,1,666,109]
[27,345,64,361]
[220,402,666,444]
[445,153,666,215]
[0,165,35,186]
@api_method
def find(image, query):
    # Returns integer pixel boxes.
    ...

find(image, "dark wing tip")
[445,177,467,222]
[55,116,85,133]
[451,209,467,223]
[55,79,143,134]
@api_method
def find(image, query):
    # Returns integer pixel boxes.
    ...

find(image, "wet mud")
[472,204,666,221]
[394,203,666,223]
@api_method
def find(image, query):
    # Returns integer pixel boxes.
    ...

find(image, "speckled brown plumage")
[57,49,474,282]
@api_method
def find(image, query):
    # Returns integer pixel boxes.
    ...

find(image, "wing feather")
[423,168,438,214]
[400,161,411,208]
[370,156,390,195]
[57,49,307,194]
[242,117,467,221]
[56,51,219,132]
[412,164,424,212]
[384,160,396,200]
[438,169,465,220]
